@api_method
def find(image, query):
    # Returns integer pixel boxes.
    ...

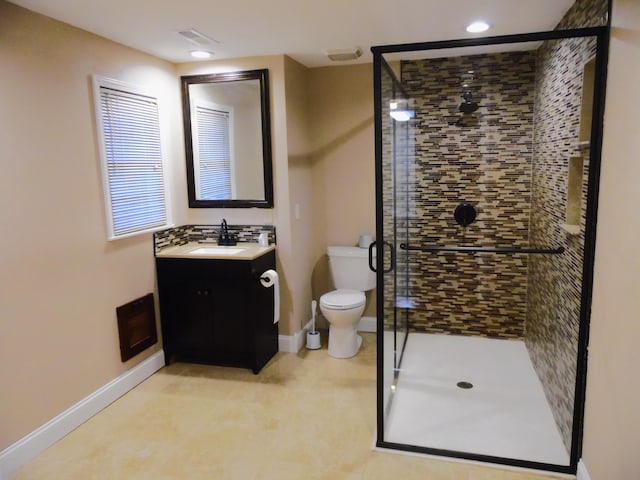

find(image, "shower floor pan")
[385,333,570,465]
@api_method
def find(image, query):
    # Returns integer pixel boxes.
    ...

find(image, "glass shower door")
[376,58,413,424]
[373,25,609,475]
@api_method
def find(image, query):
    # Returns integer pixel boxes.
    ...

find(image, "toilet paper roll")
[260,269,280,324]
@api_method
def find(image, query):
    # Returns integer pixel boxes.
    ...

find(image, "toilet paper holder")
[260,269,280,324]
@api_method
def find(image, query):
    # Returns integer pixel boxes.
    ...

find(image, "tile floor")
[385,334,570,465]
[13,333,568,479]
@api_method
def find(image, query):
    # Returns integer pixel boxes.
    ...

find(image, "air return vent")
[325,47,363,61]
[116,293,157,362]
[178,28,219,47]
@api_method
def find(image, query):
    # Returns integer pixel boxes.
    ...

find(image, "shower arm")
[399,243,565,255]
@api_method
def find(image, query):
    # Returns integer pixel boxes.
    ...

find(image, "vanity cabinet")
[156,250,277,373]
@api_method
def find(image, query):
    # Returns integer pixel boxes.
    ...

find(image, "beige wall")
[175,56,304,337]
[0,4,313,451]
[0,1,181,449]
[0,2,316,452]
[0,0,371,459]
[308,64,377,319]
[174,57,285,230]
[583,0,640,477]
[284,57,315,329]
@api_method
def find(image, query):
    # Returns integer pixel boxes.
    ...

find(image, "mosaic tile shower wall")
[557,0,609,29]
[524,0,607,452]
[380,64,396,333]
[399,51,536,338]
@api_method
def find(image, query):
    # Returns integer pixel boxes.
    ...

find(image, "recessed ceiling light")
[190,50,213,59]
[466,21,490,33]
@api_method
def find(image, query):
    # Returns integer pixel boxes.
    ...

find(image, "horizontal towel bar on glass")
[399,243,565,255]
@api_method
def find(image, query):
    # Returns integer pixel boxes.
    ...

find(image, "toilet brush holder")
[306,331,321,350]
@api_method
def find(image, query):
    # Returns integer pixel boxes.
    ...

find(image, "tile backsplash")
[154,224,276,254]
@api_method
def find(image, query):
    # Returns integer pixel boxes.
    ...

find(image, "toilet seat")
[320,289,365,310]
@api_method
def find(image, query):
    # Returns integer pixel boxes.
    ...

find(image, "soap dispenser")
[258,232,269,247]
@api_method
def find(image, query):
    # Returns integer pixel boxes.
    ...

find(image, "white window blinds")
[192,102,233,200]
[93,77,169,239]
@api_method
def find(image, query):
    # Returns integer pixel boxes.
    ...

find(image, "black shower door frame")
[372,26,610,475]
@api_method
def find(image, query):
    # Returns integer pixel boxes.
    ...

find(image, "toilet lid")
[320,290,365,310]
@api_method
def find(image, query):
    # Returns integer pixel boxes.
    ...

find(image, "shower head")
[459,90,479,114]
[460,100,479,114]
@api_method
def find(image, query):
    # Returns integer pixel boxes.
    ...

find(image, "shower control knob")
[454,203,477,228]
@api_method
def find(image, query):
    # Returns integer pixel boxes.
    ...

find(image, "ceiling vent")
[178,28,219,47]
[325,47,363,62]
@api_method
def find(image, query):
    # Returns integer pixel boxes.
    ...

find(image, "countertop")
[155,242,275,260]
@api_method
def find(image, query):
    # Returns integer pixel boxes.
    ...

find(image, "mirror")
[181,69,273,208]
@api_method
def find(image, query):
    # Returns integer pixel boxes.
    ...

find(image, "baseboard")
[305,316,377,333]
[278,327,307,353]
[279,320,315,353]
[278,317,377,354]
[0,350,165,479]
[577,459,591,480]
[303,319,313,331]
[358,316,377,333]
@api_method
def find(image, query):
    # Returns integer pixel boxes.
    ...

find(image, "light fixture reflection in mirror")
[181,69,273,208]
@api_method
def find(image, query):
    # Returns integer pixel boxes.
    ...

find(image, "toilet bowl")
[320,289,366,358]
[320,245,376,359]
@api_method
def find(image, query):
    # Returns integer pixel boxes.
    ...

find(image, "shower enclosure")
[371,23,609,475]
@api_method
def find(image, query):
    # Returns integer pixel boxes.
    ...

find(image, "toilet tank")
[327,246,376,291]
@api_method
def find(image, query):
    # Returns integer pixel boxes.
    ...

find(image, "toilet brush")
[306,300,321,350]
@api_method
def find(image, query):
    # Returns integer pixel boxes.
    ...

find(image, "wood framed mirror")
[181,69,273,208]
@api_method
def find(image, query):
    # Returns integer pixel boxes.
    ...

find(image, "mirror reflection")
[181,69,273,208]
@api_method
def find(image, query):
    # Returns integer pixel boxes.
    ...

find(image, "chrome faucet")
[218,218,237,246]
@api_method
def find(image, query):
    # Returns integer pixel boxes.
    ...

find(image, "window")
[190,98,235,200]
[93,76,171,240]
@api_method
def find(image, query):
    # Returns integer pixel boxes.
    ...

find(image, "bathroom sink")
[188,247,245,255]
[155,242,274,260]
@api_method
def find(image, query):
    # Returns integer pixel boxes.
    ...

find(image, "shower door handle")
[368,241,377,272]
[369,241,395,273]
[382,241,395,274]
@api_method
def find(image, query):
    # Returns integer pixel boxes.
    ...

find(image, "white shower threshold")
[384,333,570,466]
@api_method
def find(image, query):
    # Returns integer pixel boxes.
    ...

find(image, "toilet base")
[328,326,363,359]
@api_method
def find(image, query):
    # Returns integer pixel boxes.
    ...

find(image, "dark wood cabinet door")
[211,284,250,364]
[156,252,277,373]
[170,286,216,357]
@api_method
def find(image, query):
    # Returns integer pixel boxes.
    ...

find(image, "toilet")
[320,246,376,358]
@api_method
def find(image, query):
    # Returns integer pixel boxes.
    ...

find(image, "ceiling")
[10,0,575,67]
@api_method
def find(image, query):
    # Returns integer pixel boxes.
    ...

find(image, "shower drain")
[456,381,474,389]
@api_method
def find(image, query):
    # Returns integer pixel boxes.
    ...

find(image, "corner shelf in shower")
[565,155,584,234]
[561,223,581,235]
